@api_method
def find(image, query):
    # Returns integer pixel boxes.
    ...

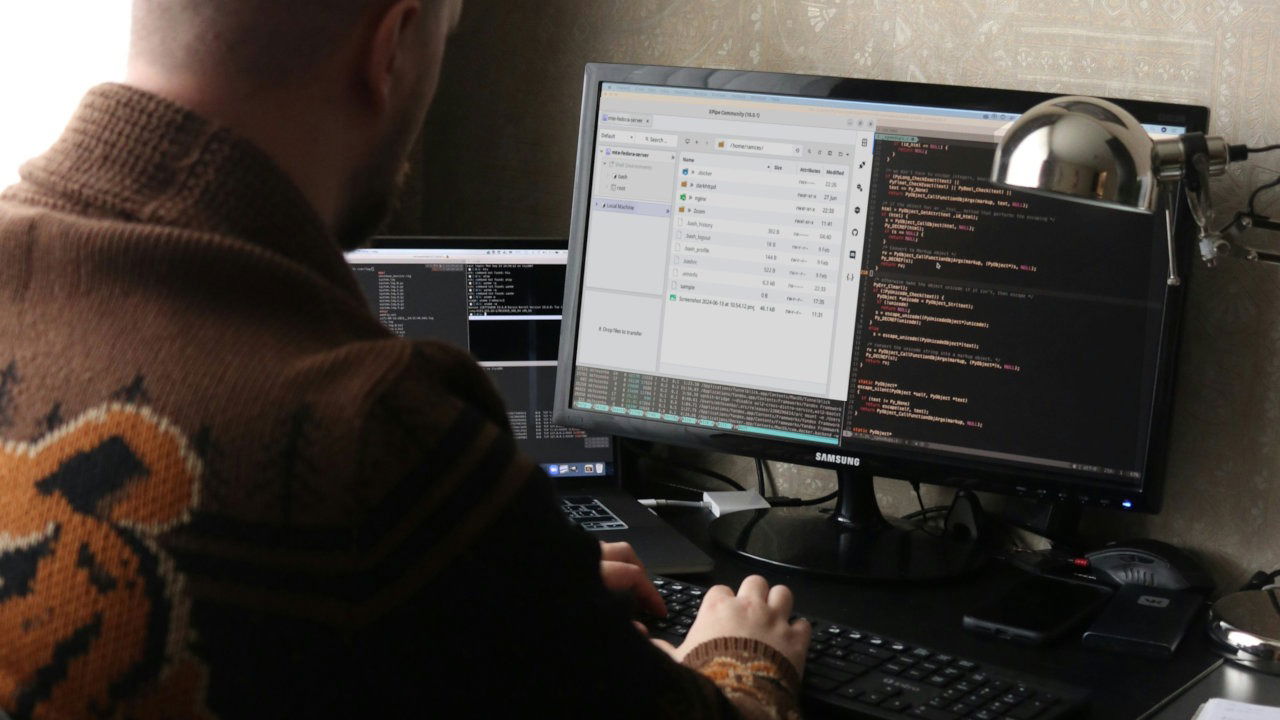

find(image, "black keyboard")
[645,577,1087,720]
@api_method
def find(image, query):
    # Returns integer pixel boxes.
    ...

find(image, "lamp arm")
[1161,183,1181,286]
[1214,211,1280,266]
[1175,138,1280,267]
[1179,150,1227,268]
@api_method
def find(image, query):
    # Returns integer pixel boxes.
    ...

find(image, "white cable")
[637,499,712,509]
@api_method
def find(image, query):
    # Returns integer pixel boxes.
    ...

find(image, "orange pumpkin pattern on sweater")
[0,403,213,719]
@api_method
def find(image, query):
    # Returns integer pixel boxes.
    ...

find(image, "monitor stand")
[708,466,988,582]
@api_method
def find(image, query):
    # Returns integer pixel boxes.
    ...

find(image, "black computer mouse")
[1085,538,1214,593]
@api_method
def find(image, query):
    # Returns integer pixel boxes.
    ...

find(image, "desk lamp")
[990,96,1280,285]
[993,101,1280,669]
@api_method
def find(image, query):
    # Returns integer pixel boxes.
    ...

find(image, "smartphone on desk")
[963,574,1112,645]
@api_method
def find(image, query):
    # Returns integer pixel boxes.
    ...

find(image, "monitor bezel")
[553,63,1209,514]
[367,236,567,251]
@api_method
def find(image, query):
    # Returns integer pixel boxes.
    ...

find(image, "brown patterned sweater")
[0,84,801,720]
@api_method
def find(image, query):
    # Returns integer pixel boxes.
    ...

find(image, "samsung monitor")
[553,64,1208,580]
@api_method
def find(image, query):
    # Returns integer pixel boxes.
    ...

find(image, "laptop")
[346,237,713,575]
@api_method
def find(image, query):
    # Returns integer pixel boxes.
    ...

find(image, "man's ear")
[363,0,424,113]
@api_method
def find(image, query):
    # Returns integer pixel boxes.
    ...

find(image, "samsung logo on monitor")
[816,452,860,467]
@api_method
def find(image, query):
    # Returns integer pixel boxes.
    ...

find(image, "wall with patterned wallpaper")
[394,0,1280,590]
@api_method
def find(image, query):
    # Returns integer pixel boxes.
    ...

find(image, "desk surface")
[650,505,1277,719]
[1150,663,1280,718]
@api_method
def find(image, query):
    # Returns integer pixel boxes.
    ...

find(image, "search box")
[598,129,678,148]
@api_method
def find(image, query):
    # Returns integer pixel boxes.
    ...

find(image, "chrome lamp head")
[992,96,1163,213]
[990,95,1265,284]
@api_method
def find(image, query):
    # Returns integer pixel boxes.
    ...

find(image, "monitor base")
[708,466,988,582]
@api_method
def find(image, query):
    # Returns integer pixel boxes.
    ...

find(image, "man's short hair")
[131,0,405,85]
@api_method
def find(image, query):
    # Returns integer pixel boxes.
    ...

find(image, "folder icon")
[681,181,688,187]
[679,207,686,213]
[718,141,725,148]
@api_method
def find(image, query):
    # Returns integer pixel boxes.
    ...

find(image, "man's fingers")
[767,583,794,617]
[792,616,813,638]
[737,574,770,602]
[601,560,666,617]
[633,620,650,636]
[651,638,680,660]
[599,541,645,571]
[702,583,735,609]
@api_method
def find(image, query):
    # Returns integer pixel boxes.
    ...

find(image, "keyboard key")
[861,691,888,705]
[804,673,844,692]
[850,653,885,668]
[911,706,959,720]
[950,703,975,715]
[807,665,857,687]
[1008,700,1051,719]
[838,686,864,700]
[814,657,867,677]
[885,698,913,712]
[881,661,908,675]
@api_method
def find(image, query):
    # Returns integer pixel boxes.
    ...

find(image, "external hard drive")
[1082,584,1204,658]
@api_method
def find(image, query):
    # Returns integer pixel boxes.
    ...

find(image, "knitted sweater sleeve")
[345,342,803,719]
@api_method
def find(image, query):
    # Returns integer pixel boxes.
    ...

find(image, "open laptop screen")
[346,242,614,479]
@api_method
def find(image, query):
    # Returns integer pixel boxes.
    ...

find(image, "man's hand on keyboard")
[651,575,811,675]
[599,541,668,622]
